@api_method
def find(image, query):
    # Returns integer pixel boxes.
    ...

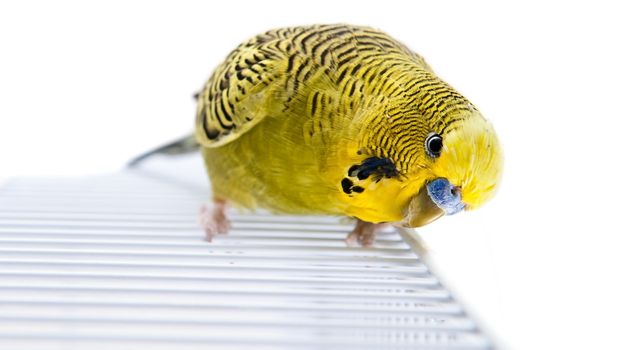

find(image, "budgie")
[146,24,503,246]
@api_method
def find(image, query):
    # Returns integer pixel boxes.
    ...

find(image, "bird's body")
[195,24,502,240]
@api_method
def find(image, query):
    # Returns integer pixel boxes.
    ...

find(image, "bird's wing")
[195,40,287,148]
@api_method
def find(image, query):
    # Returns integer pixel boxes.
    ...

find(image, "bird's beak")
[402,189,445,228]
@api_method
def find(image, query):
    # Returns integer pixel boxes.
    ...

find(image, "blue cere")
[426,178,465,215]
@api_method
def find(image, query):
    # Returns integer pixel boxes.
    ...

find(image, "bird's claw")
[199,202,230,242]
[345,220,377,247]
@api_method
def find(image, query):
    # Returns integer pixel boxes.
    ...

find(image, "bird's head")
[402,114,503,227]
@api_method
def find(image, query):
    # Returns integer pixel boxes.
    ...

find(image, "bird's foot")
[199,199,230,242]
[346,219,386,247]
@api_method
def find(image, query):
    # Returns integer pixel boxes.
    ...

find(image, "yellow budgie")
[150,24,504,246]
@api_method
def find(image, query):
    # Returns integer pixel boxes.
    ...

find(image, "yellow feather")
[432,115,504,210]
[197,24,503,225]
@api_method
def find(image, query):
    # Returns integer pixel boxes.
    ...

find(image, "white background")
[1,1,621,349]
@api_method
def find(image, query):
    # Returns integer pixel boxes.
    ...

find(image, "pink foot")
[199,199,230,242]
[346,219,386,247]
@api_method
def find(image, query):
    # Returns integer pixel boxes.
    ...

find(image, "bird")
[139,24,503,246]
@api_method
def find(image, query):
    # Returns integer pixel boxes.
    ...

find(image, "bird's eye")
[425,133,443,158]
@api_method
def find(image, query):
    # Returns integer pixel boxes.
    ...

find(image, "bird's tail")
[127,134,200,167]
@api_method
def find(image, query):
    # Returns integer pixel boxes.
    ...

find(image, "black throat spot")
[349,157,399,182]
